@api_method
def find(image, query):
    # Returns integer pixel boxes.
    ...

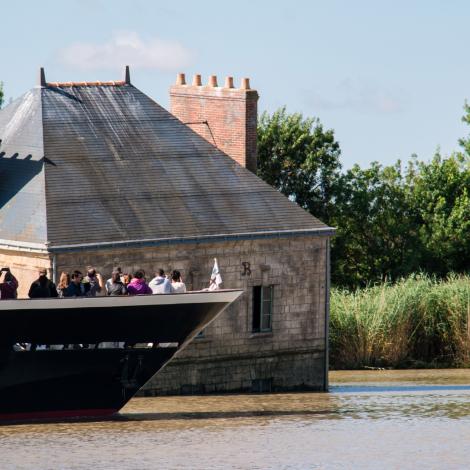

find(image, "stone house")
[0,67,334,393]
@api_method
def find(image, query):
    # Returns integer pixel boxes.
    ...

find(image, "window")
[252,285,273,332]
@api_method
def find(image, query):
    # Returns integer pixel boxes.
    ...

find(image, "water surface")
[2,369,470,469]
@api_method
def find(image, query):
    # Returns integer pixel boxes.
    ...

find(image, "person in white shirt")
[149,269,172,294]
[170,270,186,293]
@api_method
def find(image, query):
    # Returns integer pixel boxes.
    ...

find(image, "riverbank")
[330,274,470,369]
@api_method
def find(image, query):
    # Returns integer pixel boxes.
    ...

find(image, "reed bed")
[330,274,470,369]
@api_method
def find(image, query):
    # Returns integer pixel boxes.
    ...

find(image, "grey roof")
[0,82,331,250]
[0,88,47,244]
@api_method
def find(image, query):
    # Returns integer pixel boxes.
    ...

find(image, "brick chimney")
[170,73,259,173]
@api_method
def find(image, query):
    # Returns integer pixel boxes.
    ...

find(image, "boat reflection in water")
[0,289,243,422]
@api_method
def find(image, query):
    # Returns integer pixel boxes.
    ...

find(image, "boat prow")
[0,289,243,423]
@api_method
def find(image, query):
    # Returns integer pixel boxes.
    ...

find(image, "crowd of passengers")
[0,266,187,300]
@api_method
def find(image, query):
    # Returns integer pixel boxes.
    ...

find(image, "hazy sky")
[1,0,469,168]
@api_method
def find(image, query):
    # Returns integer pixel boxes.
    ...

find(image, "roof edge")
[45,227,336,253]
[0,239,49,254]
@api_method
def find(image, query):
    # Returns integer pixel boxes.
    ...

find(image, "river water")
[2,369,470,469]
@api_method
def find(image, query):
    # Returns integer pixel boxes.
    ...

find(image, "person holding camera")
[82,266,104,297]
[170,270,186,293]
[0,268,18,300]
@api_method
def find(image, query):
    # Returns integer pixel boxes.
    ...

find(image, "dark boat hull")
[0,348,177,421]
[0,290,243,422]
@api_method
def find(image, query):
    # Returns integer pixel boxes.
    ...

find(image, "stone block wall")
[144,347,326,396]
[54,234,329,393]
[0,249,52,298]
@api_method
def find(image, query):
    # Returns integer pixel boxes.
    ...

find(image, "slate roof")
[0,88,47,245]
[0,80,332,250]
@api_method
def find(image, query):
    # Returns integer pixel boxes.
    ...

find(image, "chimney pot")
[192,74,202,86]
[124,65,131,84]
[224,76,234,88]
[176,73,186,85]
[240,78,251,90]
[208,75,218,87]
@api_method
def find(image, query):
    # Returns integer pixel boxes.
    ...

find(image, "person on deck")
[106,271,127,296]
[56,272,70,298]
[82,266,104,297]
[149,269,172,294]
[28,269,58,299]
[64,271,89,297]
[105,267,122,294]
[121,273,132,286]
[127,270,152,296]
[0,268,18,300]
[170,270,186,293]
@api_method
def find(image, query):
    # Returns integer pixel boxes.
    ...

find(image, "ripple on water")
[1,369,470,469]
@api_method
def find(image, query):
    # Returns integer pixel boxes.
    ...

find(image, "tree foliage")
[411,152,470,275]
[257,107,341,222]
[330,161,421,286]
[257,105,470,287]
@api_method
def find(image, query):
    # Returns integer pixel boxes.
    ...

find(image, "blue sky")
[1,0,469,168]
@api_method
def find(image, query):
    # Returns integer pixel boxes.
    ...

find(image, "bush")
[329,274,470,369]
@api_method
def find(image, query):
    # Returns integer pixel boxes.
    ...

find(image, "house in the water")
[0,67,334,393]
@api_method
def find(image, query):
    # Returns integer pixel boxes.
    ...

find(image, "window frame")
[252,285,274,333]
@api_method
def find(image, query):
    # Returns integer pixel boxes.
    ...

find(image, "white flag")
[209,258,223,290]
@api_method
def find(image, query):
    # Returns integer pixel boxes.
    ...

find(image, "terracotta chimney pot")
[240,78,251,90]
[192,74,202,86]
[176,73,186,85]
[224,76,234,89]
[208,75,218,87]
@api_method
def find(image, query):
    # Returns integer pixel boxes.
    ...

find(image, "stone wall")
[0,249,52,298]
[143,347,326,396]
[54,234,329,393]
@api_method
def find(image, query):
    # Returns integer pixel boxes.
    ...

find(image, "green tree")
[257,107,341,222]
[257,103,470,287]
[330,161,422,287]
[411,152,470,275]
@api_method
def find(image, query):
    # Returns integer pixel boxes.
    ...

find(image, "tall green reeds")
[330,274,470,369]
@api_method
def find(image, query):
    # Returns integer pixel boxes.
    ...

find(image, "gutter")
[0,239,49,254]
[0,227,336,254]
[51,254,57,284]
[46,227,336,253]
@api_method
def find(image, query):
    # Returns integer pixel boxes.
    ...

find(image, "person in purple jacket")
[127,270,152,295]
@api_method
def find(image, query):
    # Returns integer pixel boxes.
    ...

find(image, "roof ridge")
[46,81,126,87]
[39,65,131,88]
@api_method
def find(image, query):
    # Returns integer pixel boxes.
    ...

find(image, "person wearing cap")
[28,268,58,299]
